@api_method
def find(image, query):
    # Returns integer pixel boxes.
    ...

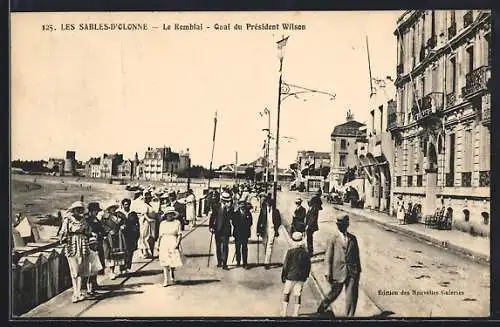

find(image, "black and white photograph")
[10,10,491,318]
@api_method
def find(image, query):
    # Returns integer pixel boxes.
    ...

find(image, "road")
[276,190,490,317]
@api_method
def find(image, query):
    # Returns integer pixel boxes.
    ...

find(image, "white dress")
[158,220,183,267]
[185,194,196,223]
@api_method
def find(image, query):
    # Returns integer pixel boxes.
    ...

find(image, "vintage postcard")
[10,10,491,319]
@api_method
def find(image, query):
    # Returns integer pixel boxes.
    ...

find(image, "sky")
[11,11,403,168]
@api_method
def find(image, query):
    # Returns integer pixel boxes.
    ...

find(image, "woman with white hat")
[156,206,183,286]
[101,201,128,280]
[58,201,92,303]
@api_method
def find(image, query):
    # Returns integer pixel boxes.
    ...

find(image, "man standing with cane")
[257,196,282,270]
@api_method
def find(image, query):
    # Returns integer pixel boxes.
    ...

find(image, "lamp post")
[260,107,271,191]
[272,36,337,205]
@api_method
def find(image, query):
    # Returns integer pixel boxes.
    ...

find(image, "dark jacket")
[232,208,253,240]
[209,204,234,237]
[291,205,307,233]
[171,200,186,231]
[282,245,311,282]
[324,231,361,283]
[85,214,106,241]
[256,205,282,236]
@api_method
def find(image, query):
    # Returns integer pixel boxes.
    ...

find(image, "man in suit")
[169,191,186,231]
[291,198,307,234]
[209,192,234,270]
[256,196,282,269]
[317,215,361,317]
[232,199,253,268]
[305,191,323,256]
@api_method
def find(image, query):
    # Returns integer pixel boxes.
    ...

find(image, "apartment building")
[390,10,491,232]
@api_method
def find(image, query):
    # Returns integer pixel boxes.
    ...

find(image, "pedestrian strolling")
[132,191,158,259]
[209,192,234,270]
[317,215,361,317]
[291,198,306,235]
[84,236,103,296]
[117,198,140,272]
[397,201,406,225]
[157,206,183,287]
[85,202,106,291]
[58,201,91,303]
[185,189,197,229]
[305,191,322,256]
[169,191,187,231]
[281,232,311,317]
[232,199,253,268]
[257,197,282,269]
[101,202,128,280]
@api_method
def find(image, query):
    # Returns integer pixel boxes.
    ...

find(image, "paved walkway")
[23,215,321,318]
[331,204,489,264]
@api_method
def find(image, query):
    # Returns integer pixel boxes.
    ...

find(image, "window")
[463,209,470,222]
[462,172,472,187]
[340,139,347,150]
[396,176,401,187]
[432,66,438,92]
[339,154,346,167]
[417,175,423,187]
[407,176,413,187]
[485,33,491,66]
[482,212,489,225]
[467,46,474,74]
[463,129,473,172]
[421,75,426,98]
[449,133,455,174]
[450,10,456,25]
[431,10,436,41]
[449,57,457,93]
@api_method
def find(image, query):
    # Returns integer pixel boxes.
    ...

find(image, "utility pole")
[273,35,289,205]
[207,111,218,189]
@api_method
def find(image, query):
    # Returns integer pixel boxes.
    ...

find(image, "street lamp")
[272,36,337,204]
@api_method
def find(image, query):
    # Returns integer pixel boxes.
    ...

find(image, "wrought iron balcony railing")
[426,35,437,49]
[461,172,472,187]
[462,66,491,98]
[446,92,456,108]
[448,23,457,38]
[464,11,473,28]
[412,92,443,122]
[479,171,490,187]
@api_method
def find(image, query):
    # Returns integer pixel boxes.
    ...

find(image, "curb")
[279,225,382,318]
[332,205,490,265]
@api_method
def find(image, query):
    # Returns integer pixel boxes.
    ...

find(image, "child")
[281,232,312,317]
[86,236,103,295]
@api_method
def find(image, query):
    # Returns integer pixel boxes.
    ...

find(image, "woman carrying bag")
[101,201,129,280]
[156,206,183,287]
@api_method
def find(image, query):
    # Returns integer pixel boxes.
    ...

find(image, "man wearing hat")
[232,199,253,268]
[291,198,306,235]
[117,198,140,272]
[257,196,282,269]
[305,191,323,256]
[317,215,361,317]
[281,232,311,317]
[209,191,235,270]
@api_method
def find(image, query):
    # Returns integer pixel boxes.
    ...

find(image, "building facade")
[330,111,366,188]
[140,147,189,181]
[64,151,76,176]
[391,10,491,233]
[357,84,397,213]
[117,160,133,179]
[100,153,123,179]
[296,150,331,172]
[85,157,101,178]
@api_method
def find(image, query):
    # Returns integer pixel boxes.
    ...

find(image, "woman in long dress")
[58,201,91,303]
[156,206,183,287]
[397,201,406,225]
[185,189,197,229]
[101,202,129,280]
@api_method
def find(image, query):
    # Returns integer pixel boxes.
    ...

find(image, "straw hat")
[295,198,302,204]
[336,215,349,225]
[68,201,84,211]
[162,206,180,220]
[291,231,303,242]
[104,201,120,211]
[221,192,232,202]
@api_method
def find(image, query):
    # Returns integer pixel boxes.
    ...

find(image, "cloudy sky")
[12,11,402,167]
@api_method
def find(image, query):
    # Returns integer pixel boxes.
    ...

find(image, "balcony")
[446,92,456,108]
[426,35,437,49]
[464,11,473,28]
[462,66,491,99]
[448,23,457,38]
[397,63,404,75]
[482,93,491,126]
[412,93,443,122]
[387,102,402,131]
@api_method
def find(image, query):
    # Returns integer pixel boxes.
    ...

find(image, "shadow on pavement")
[175,279,221,286]
[121,282,155,289]
[93,290,144,300]
[184,253,214,258]
[127,269,163,277]
[247,239,263,245]
[311,251,326,258]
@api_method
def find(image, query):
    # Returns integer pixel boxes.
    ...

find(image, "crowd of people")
[56,182,361,318]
